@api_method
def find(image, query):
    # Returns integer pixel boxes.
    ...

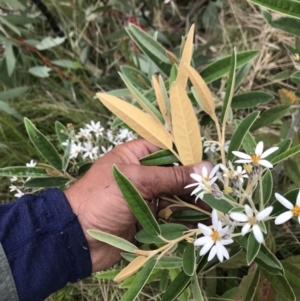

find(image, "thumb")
[120,161,213,199]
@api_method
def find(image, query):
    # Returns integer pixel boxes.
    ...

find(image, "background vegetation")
[0,0,299,300]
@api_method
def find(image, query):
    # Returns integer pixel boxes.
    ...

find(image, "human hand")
[64,139,212,273]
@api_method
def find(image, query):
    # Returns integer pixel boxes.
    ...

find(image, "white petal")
[297,191,300,206]
[255,141,264,156]
[232,151,251,160]
[253,224,264,243]
[244,204,253,217]
[185,182,199,189]
[200,240,214,256]
[198,223,212,236]
[219,243,230,260]
[241,223,251,235]
[207,245,217,261]
[261,147,279,158]
[216,241,225,262]
[190,186,203,196]
[219,164,227,171]
[201,167,208,178]
[211,210,219,229]
[235,159,252,164]
[256,206,273,221]
[275,193,293,209]
[190,173,202,182]
[258,159,273,168]
[219,225,229,237]
[220,239,233,245]
[298,216,300,224]
[209,176,218,185]
[209,164,220,178]
[274,211,293,225]
[194,236,211,246]
[230,212,248,222]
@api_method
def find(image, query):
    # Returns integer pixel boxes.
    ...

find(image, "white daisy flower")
[204,142,217,154]
[9,185,18,192]
[10,176,18,182]
[82,142,99,160]
[86,121,104,138]
[232,141,278,168]
[274,191,300,225]
[76,128,92,139]
[26,160,36,167]
[194,209,233,262]
[70,142,82,159]
[230,204,273,243]
[234,166,248,184]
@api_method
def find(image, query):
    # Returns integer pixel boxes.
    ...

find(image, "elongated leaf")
[228,111,259,162]
[170,82,202,165]
[247,233,261,265]
[62,136,71,171]
[119,73,164,124]
[282,261,300,288]
[263,271,295,301]
[126,24,171,75]
[119,259,157,301]
[262,9,300,37]
[160,270,169,292]
[191,273,205,301]
[185,64,216,120]
[177,25,194,89]
[55,121,69,145]
[231,92,274,109]
[0,86,28,101]
[115,256,148,282]
[24,118,62,171]
[24,177,68,188]
[139,149,178,166]
[235,62,252,91]
[169,65,178,87]
[183,243,195,276]
[240,124,256,154]
[88,229,137,253]
[96,270,120,280]
[0,100,23,120]
[272,144,300,165]
[202,194,234,213]
[51,60,81,69]
[113,165,160,236]
[291,71,300,84]
[0,16,21,35]
[268,138,292,162]
[29,66,52,78]
[170,209,209,222]
[136,223,188,244]
[162,270,191,301]
[152,76,168,127]
[261,170,273,206]
[119,269,162,288]
[5,41,16,77]
[0,166,50,178]
[248,0,300,19]
[235,265,260,301]
[36,36,66,50]
[221,48,237,124]
[200,51,259,83]
[250,105,290,132]
[96,93,173,150]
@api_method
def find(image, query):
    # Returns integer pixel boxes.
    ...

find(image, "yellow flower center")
[248,216,257,225]
[292,205,300,216]
[251,155,261,165]
[224,186,233,194]
[210,230,220,242]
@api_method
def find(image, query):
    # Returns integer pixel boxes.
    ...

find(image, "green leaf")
[0,86,28,101]
[0,100,23,120]
[269,138,292,162]
[183,243,195,276]
[240,124,257,154]
[55,121,69,145]
[250,105,290,132]
[235,62,252,91]
[228,111,260,162]
[247,233,261,265]
[24,177,68,188]
[291,71,300,84]
[170,209,209,222]
[261,170,273,205]
[235,265,261,301]
[161,270,191,301]
[29,66,52,78]
[5,41,16,77]
[0,166,50,178]
[282,260,300,288]
[231,91,274,109]
[140,149,179,166]
[62,136,71,171]
[24,118,62,171]
[51,60,81,69]
[263,271,296,301]
[272,144,300,165]
[96,270,120,280]
[136,223,188,244]
[119,259,157,301]
[262,9,300,37]
[191,273,205,301]
[200,50,259,83]
[113,165,160,236]
[0,16,21,35]
[126,24,171,76]
[248,0,300,19]
[120,65,151,90]
[160,270,169,292]
[36,36,66,50]
[221,48,237,124]
[169,64,178,87]
[88,229,138,253]
[202,194,234,213]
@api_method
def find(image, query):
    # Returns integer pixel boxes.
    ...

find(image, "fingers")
[119,161,213,200]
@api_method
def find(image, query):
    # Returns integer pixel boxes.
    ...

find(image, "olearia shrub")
[3,0,300,299]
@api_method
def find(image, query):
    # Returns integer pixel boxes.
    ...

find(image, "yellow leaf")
[114,256,148,282]
[158,207,173,220]
[176,24,195,89]
[170,82,202,165]
[184,64,217,121]
[279,88,297,105]
[96,93,173,150]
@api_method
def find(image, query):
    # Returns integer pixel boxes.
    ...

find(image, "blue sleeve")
[0,188,92,301]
